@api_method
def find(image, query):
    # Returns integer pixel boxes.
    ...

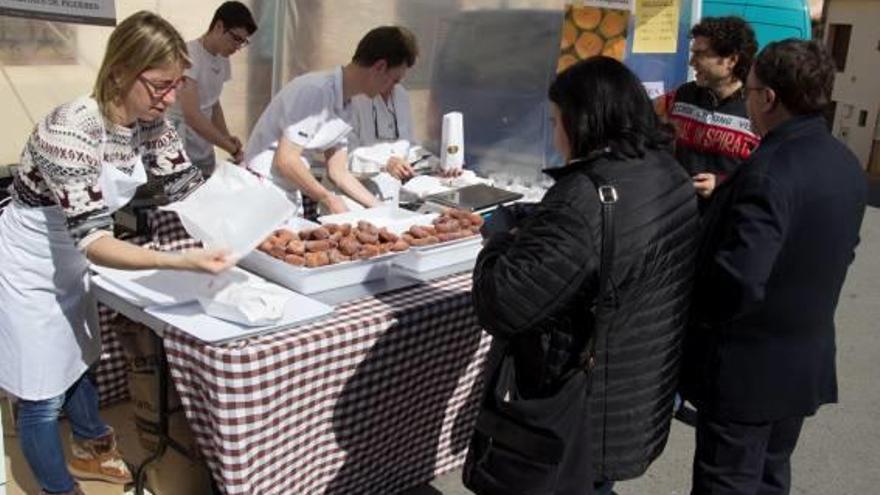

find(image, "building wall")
[0,0,266,171]
[0,0,563,177]
[825,0,880,170]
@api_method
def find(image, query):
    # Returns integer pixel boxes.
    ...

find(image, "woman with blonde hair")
[0,11,231,494]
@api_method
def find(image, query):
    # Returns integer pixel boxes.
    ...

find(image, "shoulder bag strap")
[585,171,617,472]
[577,172,617,370]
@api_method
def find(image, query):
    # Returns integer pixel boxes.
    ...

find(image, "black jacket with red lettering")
[665,82,759,182]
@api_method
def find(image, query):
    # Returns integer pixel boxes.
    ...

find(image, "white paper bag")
[162,161,294,259]
[440,112,464,172]
[350,139,411,175]
[400,175,451,199]
[198,278,289,327]
[366,172,401,205]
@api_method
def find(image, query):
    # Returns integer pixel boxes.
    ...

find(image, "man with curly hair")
[681,39,867,495]
[660,16,759,204]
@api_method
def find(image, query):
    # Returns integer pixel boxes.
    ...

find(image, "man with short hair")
[170,1,256,176]
[681,39,867,495]
[244,26,418,214]
[661,16,759,202]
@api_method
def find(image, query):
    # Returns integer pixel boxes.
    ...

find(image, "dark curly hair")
[691,16,758,83]
[548,56,673,160]
[754,39,836,115]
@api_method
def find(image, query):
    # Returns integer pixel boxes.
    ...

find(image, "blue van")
[703,0,812,48]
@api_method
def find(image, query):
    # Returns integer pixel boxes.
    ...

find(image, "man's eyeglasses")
[137,75,185,100]
[226,29,250,46]
[689,48,718,60]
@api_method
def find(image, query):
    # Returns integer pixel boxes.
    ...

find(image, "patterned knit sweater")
[10,96,203,250]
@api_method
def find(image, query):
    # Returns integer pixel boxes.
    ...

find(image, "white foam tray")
[392,235,482,273]
[239,249,397,294]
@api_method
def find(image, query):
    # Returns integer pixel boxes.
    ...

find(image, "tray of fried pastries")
[238,220,410,294]
[393,209,485,273]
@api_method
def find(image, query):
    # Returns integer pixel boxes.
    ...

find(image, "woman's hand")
[174,248,234,274]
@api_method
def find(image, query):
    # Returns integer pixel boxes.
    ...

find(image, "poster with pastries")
[557,2,631,73]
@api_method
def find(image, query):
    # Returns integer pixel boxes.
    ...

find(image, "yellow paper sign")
[632,0,680,54]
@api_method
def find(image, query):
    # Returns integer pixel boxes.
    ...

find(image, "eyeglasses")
[373,100,399,141]
[137,75,185,100]
[689,48,719,60]
[225,29,250,46]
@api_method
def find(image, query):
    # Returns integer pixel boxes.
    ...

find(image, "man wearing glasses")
[244,26,418,214]
[347,82,416,182]
[659,16,759,205]
[170,1,256,176]
[681,39,867,495]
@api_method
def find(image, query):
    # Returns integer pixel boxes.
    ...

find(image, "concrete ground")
[409,190,880,495]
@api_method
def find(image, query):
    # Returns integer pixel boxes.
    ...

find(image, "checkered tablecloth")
[94,210,203,407]
[163,272,491,495]
[93,307,130,406]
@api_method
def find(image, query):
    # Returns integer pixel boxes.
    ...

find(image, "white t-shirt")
[169,39,231,162]
[348,84,413,149]
[244,67,353,206]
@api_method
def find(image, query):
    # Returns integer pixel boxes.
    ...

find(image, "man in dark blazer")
[681,39,868,495]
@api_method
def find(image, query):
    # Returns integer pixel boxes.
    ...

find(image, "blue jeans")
[16,373,109,493]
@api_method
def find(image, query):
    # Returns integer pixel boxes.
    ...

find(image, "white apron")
[0,136,147,401]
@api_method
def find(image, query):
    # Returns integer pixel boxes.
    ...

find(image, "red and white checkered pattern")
[94,209,202,407]
[93,307,129,407]
[164,272,491,495]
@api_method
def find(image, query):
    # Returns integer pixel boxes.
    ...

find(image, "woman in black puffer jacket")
[465,57,699,495]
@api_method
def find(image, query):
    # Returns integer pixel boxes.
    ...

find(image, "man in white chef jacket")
[346,82,465,207]
[348,83,417,177]
[244,25,419,215]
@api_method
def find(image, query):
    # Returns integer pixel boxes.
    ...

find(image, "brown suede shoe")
[67,427,133,485]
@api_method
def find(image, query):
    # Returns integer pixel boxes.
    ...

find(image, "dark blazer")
[681,115,867,423]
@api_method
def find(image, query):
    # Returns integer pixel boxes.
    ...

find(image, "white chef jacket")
[244,66,353,211]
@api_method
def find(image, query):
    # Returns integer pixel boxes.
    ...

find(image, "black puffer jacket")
[473,150,698,480]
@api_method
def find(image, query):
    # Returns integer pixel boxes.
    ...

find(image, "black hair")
[352,26,418,68]
[754,39,836,115]
[548,56,673,160]
[210,1,257,34]
[690,16,758,83]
